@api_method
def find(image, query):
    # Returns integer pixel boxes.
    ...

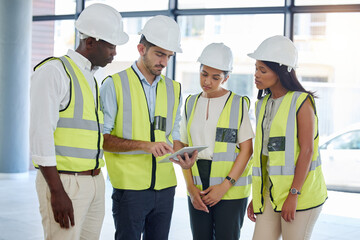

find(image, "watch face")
[230,179,236,185]
[290,188,300,194]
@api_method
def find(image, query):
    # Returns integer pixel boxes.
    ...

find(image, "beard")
[143,53,164,76]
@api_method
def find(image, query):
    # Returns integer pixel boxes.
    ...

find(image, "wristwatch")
[225,176,236,186]
[290,187,301,195]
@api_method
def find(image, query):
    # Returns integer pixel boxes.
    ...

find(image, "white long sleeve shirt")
[30,50,98,166]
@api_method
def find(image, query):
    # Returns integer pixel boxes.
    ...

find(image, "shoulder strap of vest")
[162,74,181,103]
[33,56,56,71]
[102,75,112,85]
[34,56,74,112]
[296,92,317,115]
[185,93,201,121]
[243,96,250,110]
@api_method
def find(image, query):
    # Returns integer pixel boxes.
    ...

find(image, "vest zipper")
[132,67,156,189]
[259,99,267,213]
[94,80,100,170]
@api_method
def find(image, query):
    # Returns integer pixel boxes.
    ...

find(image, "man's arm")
[103,133,174,157]
[31,62,74,228]
[39,166,74,228]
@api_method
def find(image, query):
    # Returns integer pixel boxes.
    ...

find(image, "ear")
[222,75,230,84]
[85,37,97,50]
[137,43,146,56]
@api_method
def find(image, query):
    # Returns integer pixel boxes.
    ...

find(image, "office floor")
[1,169,360,240]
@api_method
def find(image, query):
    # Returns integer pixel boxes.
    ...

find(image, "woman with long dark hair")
[247,35,327,240]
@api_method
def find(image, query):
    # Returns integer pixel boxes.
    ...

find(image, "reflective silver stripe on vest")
[118,71,176,147]
[57,118,104,131]
[210,175,252,187]
[112,150,149,155]
[56,57,102,160]
[212,95,240,162]
[60,56,83,118]
[164,76,175,145]
[253,155,321,176]
[118,70,133,139]
[255,92,321,176]
[255,97,265,126]
[186,94,200,121]
[56,146,104,159]
[193,175,252,187]
[253,166,261,176]
[193,175,202,186]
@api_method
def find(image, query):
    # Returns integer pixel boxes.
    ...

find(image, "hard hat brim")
[247,52,297,69]
[112,32,129,46]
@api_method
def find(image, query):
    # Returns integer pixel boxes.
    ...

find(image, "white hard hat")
[75,3,129,46]
[197,43,233,71]
[247,35,298,71]
[139,15,182,53]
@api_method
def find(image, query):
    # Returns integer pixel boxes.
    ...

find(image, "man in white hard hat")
[100,15,197,240]
[30,3,128,240]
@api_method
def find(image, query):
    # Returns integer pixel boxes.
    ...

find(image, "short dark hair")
[139,35,156,49]
[257,61,317,99]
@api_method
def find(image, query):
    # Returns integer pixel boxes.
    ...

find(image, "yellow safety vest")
[33,56,104,171]
[185,92,252,200]
[252,91,327,213]
[104,67,181,190]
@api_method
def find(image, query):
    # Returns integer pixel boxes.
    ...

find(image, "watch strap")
[225,176,236,186]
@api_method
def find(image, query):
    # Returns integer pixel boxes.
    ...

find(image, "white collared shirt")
[30,50,99,166]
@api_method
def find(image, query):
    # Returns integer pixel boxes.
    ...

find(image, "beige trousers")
[253,191,322,240]
[36,170,105,240]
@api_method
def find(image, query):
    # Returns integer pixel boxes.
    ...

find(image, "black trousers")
[188,160,248,240]
[112,187,175,240]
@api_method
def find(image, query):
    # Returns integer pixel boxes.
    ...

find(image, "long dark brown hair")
[257,61,316,99]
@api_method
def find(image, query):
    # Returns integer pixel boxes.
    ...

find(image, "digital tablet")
[158,145,208,163]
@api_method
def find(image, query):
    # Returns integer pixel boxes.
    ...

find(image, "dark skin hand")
[39,166,74,228]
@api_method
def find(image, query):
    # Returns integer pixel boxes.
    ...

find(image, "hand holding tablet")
[158,145,208,163]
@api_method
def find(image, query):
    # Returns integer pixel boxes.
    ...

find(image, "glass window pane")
[178,0,284,9]
[32,20,75,69]
[176,14,283,103]
[293,13,360,137]
[33,0,76,15]
[295,0,360,5]
[85,0,168,12]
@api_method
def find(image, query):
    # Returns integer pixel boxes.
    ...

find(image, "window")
[33,0,76,15]
[176,14,283,102]
[294,13,360,137]
[178,0,284,9]
[85,0,168,12]
[31,20,75,69]
[295,0,360,5]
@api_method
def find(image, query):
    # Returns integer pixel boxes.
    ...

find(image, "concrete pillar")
[0,0,32,178]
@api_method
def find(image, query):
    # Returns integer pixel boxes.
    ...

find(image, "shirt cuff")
[32,155,57,167]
